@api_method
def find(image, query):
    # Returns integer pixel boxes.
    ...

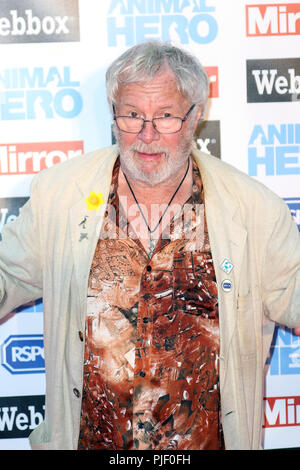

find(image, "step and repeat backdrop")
[0,0,299,450]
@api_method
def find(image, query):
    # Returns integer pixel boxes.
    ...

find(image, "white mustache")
[129,141,169,155]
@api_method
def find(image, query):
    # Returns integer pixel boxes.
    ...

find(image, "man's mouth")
[136,151,164,161]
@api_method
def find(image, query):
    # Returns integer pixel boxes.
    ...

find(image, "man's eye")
[162,112,172,118]
[129,111,138,118]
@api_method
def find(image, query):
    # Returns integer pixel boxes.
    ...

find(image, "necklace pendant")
[148,236,156,258]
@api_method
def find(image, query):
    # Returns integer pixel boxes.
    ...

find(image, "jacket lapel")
[193,149,247,383]
[68,147,119,323]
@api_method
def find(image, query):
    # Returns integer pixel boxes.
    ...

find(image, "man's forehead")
[115,70,186,105]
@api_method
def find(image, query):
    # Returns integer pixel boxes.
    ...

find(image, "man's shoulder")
[192,148,287,214]
[193,148,259,188]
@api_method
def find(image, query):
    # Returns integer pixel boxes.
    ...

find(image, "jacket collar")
[68,146,119,318]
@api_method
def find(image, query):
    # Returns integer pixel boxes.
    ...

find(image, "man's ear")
[192,105,203,135]
[195,105,203,123]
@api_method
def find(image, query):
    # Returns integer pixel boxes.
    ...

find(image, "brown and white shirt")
[78,158,224,450]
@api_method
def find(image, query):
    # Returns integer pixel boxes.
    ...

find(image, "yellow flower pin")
[85,191,104,211]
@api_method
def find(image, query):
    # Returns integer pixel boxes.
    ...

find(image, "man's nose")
[137,120,160,144]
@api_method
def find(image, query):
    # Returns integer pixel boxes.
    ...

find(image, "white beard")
[114,126,194,187]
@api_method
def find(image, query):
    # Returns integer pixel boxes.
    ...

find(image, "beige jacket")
[0,145,299,450]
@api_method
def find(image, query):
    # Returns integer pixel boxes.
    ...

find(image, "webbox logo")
[0,395,45,438]
[246,4,300,36]
[0,0,80,44]
[0,141,84,175]
[0,197,28,236]
[263,396,300,428]
[247,58,300,103]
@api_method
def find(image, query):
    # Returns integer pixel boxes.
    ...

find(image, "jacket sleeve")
[262,198,300,328]
[0,176,43,317]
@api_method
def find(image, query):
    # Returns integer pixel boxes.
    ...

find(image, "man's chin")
[122,161,170,187]
[129,170,169,187]
[120,152,164,185]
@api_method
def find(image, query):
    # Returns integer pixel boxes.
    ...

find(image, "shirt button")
[73,388,80,398]
[78,331,84,342]
[146,265,152,272]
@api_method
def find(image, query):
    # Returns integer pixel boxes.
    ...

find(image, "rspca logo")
[107,0,218,46]
[1,335,45,374]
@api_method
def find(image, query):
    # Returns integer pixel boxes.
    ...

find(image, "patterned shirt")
[78,158,224,450]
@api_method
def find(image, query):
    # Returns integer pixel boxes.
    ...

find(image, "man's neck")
[116,158,193,255]
[118,158,193,207]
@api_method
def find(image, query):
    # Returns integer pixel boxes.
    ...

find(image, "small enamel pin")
[221,279,233,292]
[79,216,88,229]
[79,233,88,242]
[220,259,234,274]
[79,215,89,242]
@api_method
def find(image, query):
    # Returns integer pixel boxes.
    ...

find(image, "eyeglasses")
[113,104,196,135]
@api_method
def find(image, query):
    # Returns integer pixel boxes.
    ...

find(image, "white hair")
[106,41,209,118]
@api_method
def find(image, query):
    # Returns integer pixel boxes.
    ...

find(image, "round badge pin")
[221,279,232,292]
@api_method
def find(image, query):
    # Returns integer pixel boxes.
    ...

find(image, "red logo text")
[205,66,219,98]
[246,4,300,36]
[263,396,300,428]
[0,141,84,174]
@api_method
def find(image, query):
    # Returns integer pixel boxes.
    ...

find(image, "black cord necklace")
[123,157,190,256]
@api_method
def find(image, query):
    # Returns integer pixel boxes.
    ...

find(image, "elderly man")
[0,42,299,451]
